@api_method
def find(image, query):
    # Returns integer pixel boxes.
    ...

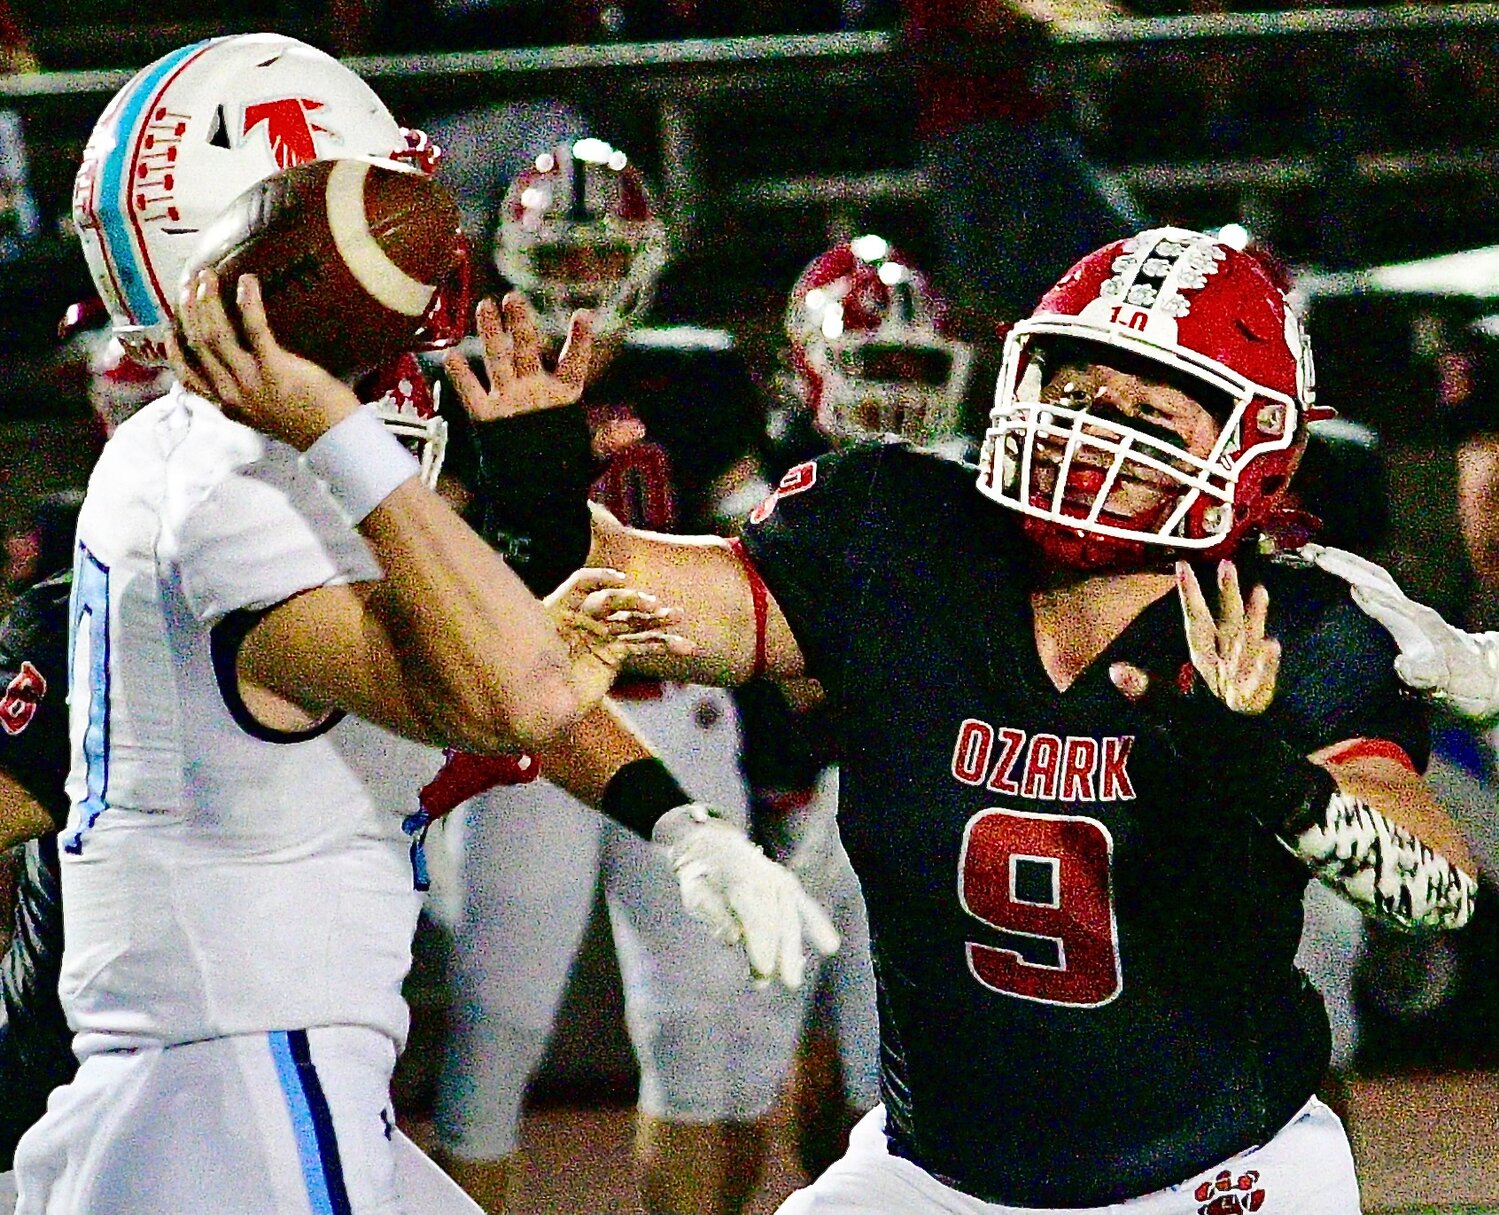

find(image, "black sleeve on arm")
[1269,577,1431,771]
[469,404,597,598]
[735,443,887,700]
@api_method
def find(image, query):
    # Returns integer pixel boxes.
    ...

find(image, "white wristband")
[303,407,421,525]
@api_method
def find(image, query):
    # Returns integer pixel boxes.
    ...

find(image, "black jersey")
[0,572,75,1170]
[738,440,1427,1207]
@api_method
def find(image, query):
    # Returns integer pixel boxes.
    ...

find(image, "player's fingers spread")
[1242,639,1280,714]
[544,567,626,611]
[778,885,808,990]
[614,629,696,657]
[476,297,514,388]
[194,271,259,389]
[1245,582,1271,645]
[233,275,279,364]
[443,349,493,420]
[555,310,594,402]
[1216,560,1246,655]
[1309,543,1403,597]
[1177,562,1219,672]
[179,274,249,405]
[580,586,657,620]
[737,898,777,984]
[502,292,544,381]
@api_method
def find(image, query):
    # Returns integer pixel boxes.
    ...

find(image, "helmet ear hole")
[207,106,229,148]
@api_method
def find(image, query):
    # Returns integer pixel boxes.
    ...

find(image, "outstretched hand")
[542,568,694,707]
[444,293,592,423]
[654,804,841,991]
[1112,560,1279,714]
[167,270,359,451]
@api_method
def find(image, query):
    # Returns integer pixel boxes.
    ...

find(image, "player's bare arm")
[1116,559,1477,930]
[170,269,630,751]
[585,502,807,687]
[443,289,810,689]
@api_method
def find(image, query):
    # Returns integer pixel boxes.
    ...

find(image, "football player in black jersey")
[192,221,1478,1210]
[425,224,1480,1214]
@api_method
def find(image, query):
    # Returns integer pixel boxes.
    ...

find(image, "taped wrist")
[1286,791,1478,931]
[470,404,595,596]
[601,756,693,840]
[304,408,420,524]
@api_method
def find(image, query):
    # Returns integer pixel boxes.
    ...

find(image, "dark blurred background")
[5,7,1499,1209]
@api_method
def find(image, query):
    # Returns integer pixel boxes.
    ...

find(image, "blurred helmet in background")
[784,234,972,445]
[495,137,668,342]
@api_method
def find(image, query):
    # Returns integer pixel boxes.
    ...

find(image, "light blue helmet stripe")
[97,39,213,326]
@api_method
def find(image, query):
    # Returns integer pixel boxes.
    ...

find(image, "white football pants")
[776,1099,1359,1215]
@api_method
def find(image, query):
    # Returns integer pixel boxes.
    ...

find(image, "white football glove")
[1306,543,1499,719]
[653,804,841,990]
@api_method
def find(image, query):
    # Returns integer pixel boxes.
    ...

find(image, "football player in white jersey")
[14,35,834,1215]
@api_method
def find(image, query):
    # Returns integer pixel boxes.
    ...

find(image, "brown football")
[185,158,465,380]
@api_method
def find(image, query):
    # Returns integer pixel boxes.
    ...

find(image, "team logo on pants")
[1195,1168,1266,1214]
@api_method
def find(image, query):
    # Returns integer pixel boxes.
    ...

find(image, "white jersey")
[61,385,422,1059]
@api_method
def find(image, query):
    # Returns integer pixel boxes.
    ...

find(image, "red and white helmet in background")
[977,226,1331,572]
[73,33,463,366]
[785,235,972,444]
[59,297,173,433]
[496,137,668,341]
[358,353,448,488]
[89,335,174,433]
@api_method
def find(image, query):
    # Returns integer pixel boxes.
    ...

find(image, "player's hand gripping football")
[168,270,361,451]
[1307,542,1499,719]
[653,804,841,991]
[444,294,591,422]
[543,566,694,682]
[1110,561,1280,715]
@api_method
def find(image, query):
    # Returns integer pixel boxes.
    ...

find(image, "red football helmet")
[495,138,668,341]
[976,226,1331,572]
[357,352,447,488]
[785,235,972,444]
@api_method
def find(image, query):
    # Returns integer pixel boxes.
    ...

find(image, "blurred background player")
[433,137,809,1215]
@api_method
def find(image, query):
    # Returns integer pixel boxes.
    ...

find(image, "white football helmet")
[785,235,973,444]
[495,137,668,341]
[73,33,417,365]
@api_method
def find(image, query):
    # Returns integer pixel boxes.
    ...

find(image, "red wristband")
[727,537,768,681]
